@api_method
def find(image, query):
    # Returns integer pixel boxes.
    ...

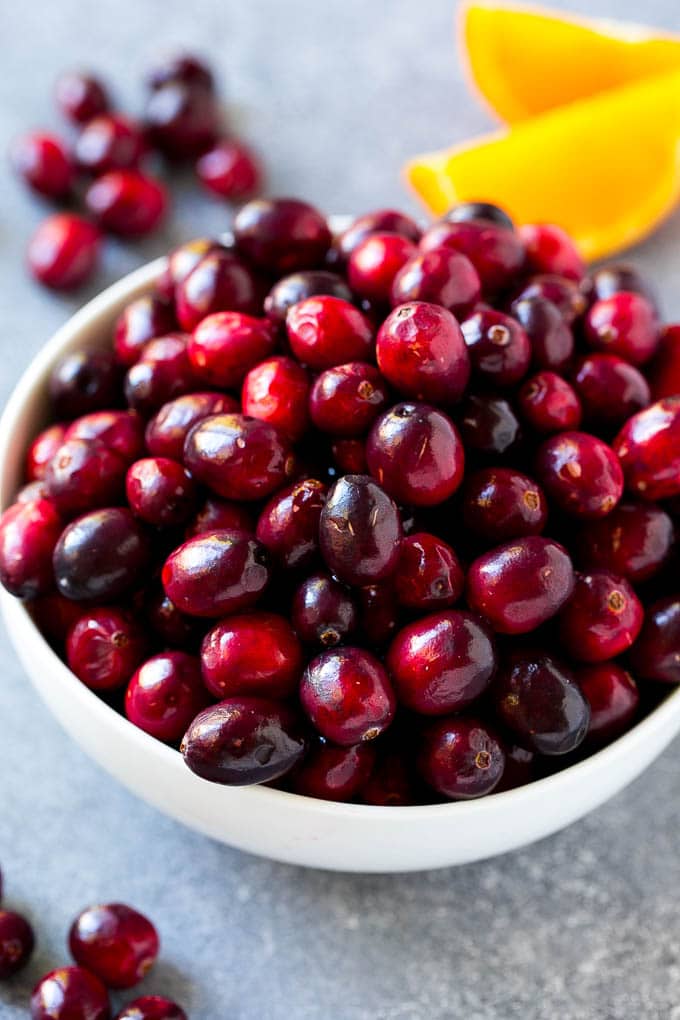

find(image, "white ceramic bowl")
[2,252,680,874]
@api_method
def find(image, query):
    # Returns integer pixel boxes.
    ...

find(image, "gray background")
[2,1,680,1016]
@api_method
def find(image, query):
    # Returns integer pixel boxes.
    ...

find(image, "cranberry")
[309,362,388,437]
[66,411,145,465]
[255,478,326,570]
[264,270,352,323]
[390,248,481,317]
[26,423,68,481]
[66,607,146,690]
[115,997,186,1020]
[145,392,236,461]
[286,295,374,369]
[493,652,590,755]
[184,413,294,500]
[157,238,219,303]
[461,309,531,387]
[572,353,650,428]
[319,474,402,585]
[75,114,145,175]
[291,738,374,801]
[347,232,417,304]
[50,350,120,420]
[300,646,395,745]
[0,499,61,598]
[376,302,470,404]
[28,213,101,289]
[56,71,109,123]
[143,586,201,649]
[513,274,587,324]
[45,438,127,517]
[536,431,623,518]
[419,220,524,295]
[188,311,275,388]
[394,532,463,610]
[575,501,674,582]
[510,296,574,371]
[201,611,302,700]
[196,139,262,201]
[11,131,74,198]
[113,295,177,367]
[648,324,680,400]
[85,170,167,236]
[462,467,547,541]
[145,81,219,158]
[519,224,585,281]
[334,209,421,262]
[162,529,269,617]
[558,570,643,662]
[53,508,149,602]
[30,966,110,1020]
[629,596,680,683]
[147,52,214,91]
[69,903,158,990]
[0,909,34,978]
[125,651,209,742]
[175,249,261,330]
[360,749,418,805]
[356,582,399,645]
[418,717,505,799]
[29,591,84,644]
[442,201,514,230]
[181,696,306,785]
[494,743,535,793]
[613,398,680,501]
[518,371,582,433]
[332,438,367,474]
[126,457,197,527]
[185,496,253,538]
[234,198,331,273]
[241,356,310,441]
[456,393,522,457]
[576,663,639,744]
[585,291,659,365]
[291,572,358,647]
[124,335,196,416]
[590,264,658,310]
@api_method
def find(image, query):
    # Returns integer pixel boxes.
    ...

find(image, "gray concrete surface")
[2,1,680,1016]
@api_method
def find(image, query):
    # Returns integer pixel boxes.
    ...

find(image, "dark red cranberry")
[115,997,186,1020]
[300,646,395,745]
[66,607,146,690]
[53,508,149,602]
[69,903,158,990]
[494,743,535,792]
[11,132,74,198]
[334,209,421,262]
[0,499,61,598]
[184,413,294,500]
[28,213,101,289]
[576,663,639,744]
[156,238,219,303]
[418,717,505,799]
[291,572,358,647]
[196,139,263,201]
[360,749,418,805]
[376,302,470,404]
[255,478,326,570]
[536,431,623,518]
[355,582,397,645]
[188,311,275,388]
[185,496,253,538]
[419,220,524,294]
[56,70,109,123]
[332,438,367,474]
[241,356,310,441]
[510,296,574,371]
[388,610,496,714]
[467,536,575,634]
[113,295,177,367]
[66,411,146,464]
[319,474,402,585]
[181,696,306,784]
[493,652,590,755]
[518,371,582,433]
[347,232,417,303]
[50,350,120,420]
[175,249,261,330]
[126,457,197,527]
[31,966,110,1020]
[629,596,680,683]
[143,587,201,649]
[590,264,658,309]
[309,362,388,437]
[456,393,522,457]
[145,392,236,461]
[585,291,659,365]
[147,52,214,91]
[234,198,331,273]
[162,530,269,617]
[390,248,481,317]
[45,438,127,517]
[572,353,650,427]
[125,652,209,742]
[518,223,585,281]
[29,591,84,644]
[201,611,302,700]
[394,532,463,610]
[124,334,196,416]
[576,501,674,582]
[286,295,374,369]
[461,309,531,386]
[75,114,145,175]
[558,570,643,662]
[442,201,514,230]
[462,467,547,541]
[613,398,680,501]
[513,274,587,324]
[85,170,167,236]
[292,738,376,802]
[26,423,67,481]
[0,909,34,978]
[144,81,219,156]
[648,324,680,400]
[264,270,352,323]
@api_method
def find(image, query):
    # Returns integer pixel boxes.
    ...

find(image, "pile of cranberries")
[11,54,262,291]
[2,195,680,806]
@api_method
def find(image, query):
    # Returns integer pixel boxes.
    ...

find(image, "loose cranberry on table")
[517,371,582,434]
[113,294,177,367]
[584,291,659,365]
[419,219,524,295]
[28,213,102,290]
[576,663,640,745]
[376,302,470,404]
[0,908,34,978]
[571,353,650,428]
[234,197,332,274]
[188,311,275,388]
[291,572,358,648]
[175,247,262,330]
[394,532,463,610]
[85,169,167,237]
[575,501,674,582]
[286,295,374,369]
[184,413,294,500]
[67,608,147,691]
[518,223,586,281]
[418,717,506,800]
[462,467,547,541]
[11,131,75,199]
[510,296,574,371]
[75,114,146,175]
[31,966,111,1020]
[535,431,624,518]
[196,139,263,201]
[55,70,110,123]
[613,397,680,501]
[264,269,353,323]
[115,996,187,1020]
[461,308,531,387]
[347,232,417,304]
[241,356,310,441]
[319,474,402,586]
[147,51,215,91]
[69,903,159,989]
[628,596,680,684]
[144,80,219,158]
[300,646,395,745]
[390,248,481,318]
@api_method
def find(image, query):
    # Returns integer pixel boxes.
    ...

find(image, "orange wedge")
[461,2,680,123]
[406,69,680,261]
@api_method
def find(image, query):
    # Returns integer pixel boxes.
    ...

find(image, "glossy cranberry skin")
[558,571,643,662]
[65,412,145,466]
[184,413,294,501]
[196,139,262,201]
[286,296,373,369]
[394,533,463,610]
[26,423,68,481]
[590,264,658,308]
[291,572,358,647]
[28,213,101,289]
[85,170,167,236]
[576,663,639,744]
[255,478,326,570]
[50,350,120,420]
[66,608,146,690]
[185,496,253,538]
[585,292,659,365]
[510,296,574,371]
[493,653,589,755]
[0,909,34,978]
[188,311,275,389]
[457,393,522,457]
[443,201,514,230]
[309,362,388,437]
[390,248,481,318]
[332,438,368,475]
[419,220,524,295]
[319,474,402,585]
[0,499,61,598]
[366,402,464,507]
[300,646,395,745]
[31,966,111,1020]
[125,652,209,742]
[648,324,680,400]
[347,232,417,304]
[144,81,219,158]
[115,997,186,1020]
[124,335,196,416]
[181,696,306,784]
[241,356,310,441]
[45,438,127,517]
[461,309,531,387]
[56,71,109,123]
[201,611,302,700]
[613,398,680,501]
[11,132,74,198]
[157,237,218,303]
[575,501,674,582]
[572,353,650,428]
[536,431,623,518]
[75,114,145,175]
[629,596,680,683]
[147,52,214,91]
[162,529,269,617]
[418,717,505,799]
[518,371,582,434]
[292,739,375,801]
[514,274,587,324]
[462,467,547,541]
[264,270,352,324]
[376,302,470,405]
[145,392,237,461]
[69,903,159,990]
[334,209,421,262]
[518,223,585,281]
[113,295,176,367]
[126,457,197,527]
[234,198,331,273]
[467,536,575,634]
[53,508,149,602]
[176,249,262,330]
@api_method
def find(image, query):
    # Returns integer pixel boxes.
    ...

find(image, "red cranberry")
[126,457,197,527]
[125,652,209,742]
[456,393,522,457]
[29,591,84,644]
[85,170,167,236]
[184,413,294,501]
[572,353,650,428]
[56,70,109,123]
[66,411,146,464]
[628,596,680,683]
[513,274,587,324]
[576,663,639,744]
[75,114,145,175]
[53,508,149,602]
[292,739,376,802]
[419,220,524,295]
[309,362,388,437]
[494,743,535,793]
[66,607,147,691]
[255,478,326,570]
[115,996,186,1020]
[394,532,463,610]
[558,571,643,662]
[648,324,680,400]
[145,81,219,158]
[185,496,253,538]
[332,438,367,474]
[28,213,101,289]
[462,467,547,541]
[0,909,34,978]
[319,474,402,585]
[113,295,177,367]
[360,749,418,805]
[264,270,352,323]
[0,499,61,598]
[16,481,49,503]
[334,209,421,262]
[196,139,262,201]
[518,223,585,281]
[536,431,623,518]
[175,249,261,330]
[590,264,658,309]
[575,501,674,582]
[26,423,67,481]
[69,903,158,990]
[45,438,127,517]
[493,652,589,755]
[613,398,680,501]
[234,198,331,273]
[162,530,269,617]
[188,311,275,388]
[241,356,310,441]
[291,572,358,647]
[585,292,659,365]
[518,371,582,433]
[143,586,201,649]
[147,52,214,91]
[201,611,302,700]
[181,696,306,784]
[390,248,481,317]
[387,610,496,714]
[31,966,110,1020]
[510,296,574,371]
[286,295,374,369]
[300,646,395,745]
[146,392,236,460]
[357,582,400,645]
[50,350,120,420]
[461,309,531,386]
[157,238,219,303]
[124,335,196,416]
[418,717,505,799]
[443,201,514,230]
[11,132,74,198]
[376,302,470,404]
[347,232,417,304]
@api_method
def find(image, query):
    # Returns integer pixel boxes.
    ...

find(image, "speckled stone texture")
[2,1,680,1016]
